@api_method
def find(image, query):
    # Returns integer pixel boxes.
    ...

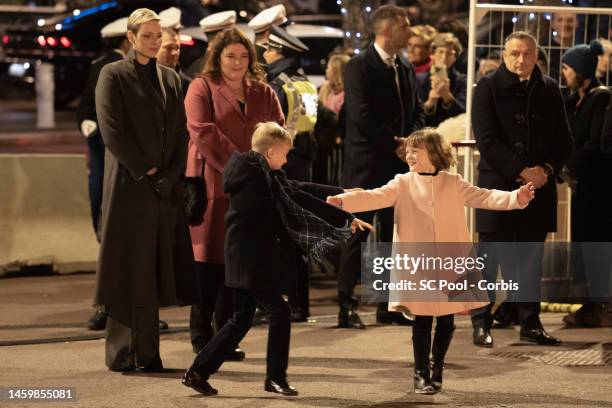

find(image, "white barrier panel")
[0,154,99,275]
[35,63,55,129]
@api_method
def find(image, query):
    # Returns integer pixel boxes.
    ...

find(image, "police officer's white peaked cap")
[268,25,308,53]
[199,10,236,33]
[100,17,128,38]
[159,7,182,30]
[248,4,287,34]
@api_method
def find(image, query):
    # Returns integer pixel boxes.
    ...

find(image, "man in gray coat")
[94,8,197,371]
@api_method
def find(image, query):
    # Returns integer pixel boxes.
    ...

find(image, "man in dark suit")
[339,4,425,328]
[471,31,572,347]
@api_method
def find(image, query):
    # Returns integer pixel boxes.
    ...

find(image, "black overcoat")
[342,44,425,189]
[93,51,197,325]
[222,151,349,295]
[76,50,123,133]
[564,81,612,241]
[471,63,573,233]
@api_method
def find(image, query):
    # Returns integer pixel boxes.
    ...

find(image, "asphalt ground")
[0,272,611,408]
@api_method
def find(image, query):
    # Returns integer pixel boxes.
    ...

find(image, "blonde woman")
[319,54,350,114]
[94,8,196,372]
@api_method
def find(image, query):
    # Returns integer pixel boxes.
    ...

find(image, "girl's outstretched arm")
[457,174,529,210]
[327,174,402,213]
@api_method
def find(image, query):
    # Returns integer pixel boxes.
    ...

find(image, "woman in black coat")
[94,9,196,371]
[560,42,612,326]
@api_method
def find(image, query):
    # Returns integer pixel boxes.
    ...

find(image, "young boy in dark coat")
[182,122,371,397]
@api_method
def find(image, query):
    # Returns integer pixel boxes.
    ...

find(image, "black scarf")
[250,151,353,263]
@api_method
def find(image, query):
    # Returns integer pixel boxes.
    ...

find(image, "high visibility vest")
[278,72,318,136]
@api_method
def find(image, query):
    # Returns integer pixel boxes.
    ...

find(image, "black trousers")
[471,230,547,331]
[190,262,234,349]
[191,288,292,382]
[337,207,394,305]
[288,251,310,318]
[86,133,105,238]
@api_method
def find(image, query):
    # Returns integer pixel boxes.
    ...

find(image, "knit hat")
[561,40,605,79]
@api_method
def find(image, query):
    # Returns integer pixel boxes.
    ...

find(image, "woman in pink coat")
[184,28,285,359]
[328,129,534,395]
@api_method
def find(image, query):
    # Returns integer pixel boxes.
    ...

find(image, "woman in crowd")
[417,32,466,127]
[319,54,350,115]
[405,25,438,75]
[184,28,285,359]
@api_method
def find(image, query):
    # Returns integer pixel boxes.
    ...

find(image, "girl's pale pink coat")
[337,171,527,317]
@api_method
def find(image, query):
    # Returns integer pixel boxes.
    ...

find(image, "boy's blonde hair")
[251,122,293,154]
[128,8,160,34]
[406,128,456,170]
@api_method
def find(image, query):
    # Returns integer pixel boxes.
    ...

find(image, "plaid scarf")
[250,151,353,263]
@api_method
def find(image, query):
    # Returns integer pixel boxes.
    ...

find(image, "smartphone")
[431,65,448,80]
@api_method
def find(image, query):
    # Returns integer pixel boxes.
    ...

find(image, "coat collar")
[493,62,543,91]
[266,57,302,82]
[127,49,167,109]
[566,79,605,110]
[366,43,396,70]
[207,75,259,120]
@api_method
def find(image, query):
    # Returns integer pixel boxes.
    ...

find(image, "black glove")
[184,176,207,226]
[148,173,172,200]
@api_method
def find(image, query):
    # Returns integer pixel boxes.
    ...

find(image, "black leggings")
[413,314,455,334]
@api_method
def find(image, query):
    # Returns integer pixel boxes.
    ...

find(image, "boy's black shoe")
[338,309,365,329]
[264,378,298,396]
[520,328,561,345]
[226,347,246,361]
[182,369,218,395]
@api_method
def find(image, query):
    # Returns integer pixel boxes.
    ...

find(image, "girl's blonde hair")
[406,128,456,171]
[251,122,292,154]
[319,54,351,103]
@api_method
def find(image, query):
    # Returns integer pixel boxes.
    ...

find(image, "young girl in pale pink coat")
[327,129,535,395]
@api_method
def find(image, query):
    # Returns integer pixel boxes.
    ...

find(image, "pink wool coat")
[337,171,527,316]
[185,75,284,263]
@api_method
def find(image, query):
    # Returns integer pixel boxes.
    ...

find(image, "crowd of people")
[73,1,612,398]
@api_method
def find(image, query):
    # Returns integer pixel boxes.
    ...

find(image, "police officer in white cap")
[159,6,183,32]
[157,7,193,92]
[262,25,319,322]
[185,10,236,78]
[248,4,288,63]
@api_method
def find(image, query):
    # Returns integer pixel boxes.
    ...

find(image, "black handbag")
[184,77,213,226]
[184,172,206,226]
